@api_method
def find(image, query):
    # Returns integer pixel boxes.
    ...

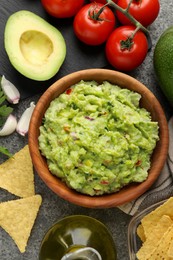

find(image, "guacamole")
[39,80,159,196]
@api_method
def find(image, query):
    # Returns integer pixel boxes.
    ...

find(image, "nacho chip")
[147,223,173,259]
[168,240,173,258]
[0,194,42,253]
[0,145,35,197]
[141,197,173,238]
[137,224,146,242]
[137,215,173,260]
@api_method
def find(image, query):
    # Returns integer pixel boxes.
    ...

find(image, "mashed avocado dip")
[39,80,159,196]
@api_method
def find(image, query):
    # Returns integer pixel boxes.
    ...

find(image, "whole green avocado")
[154,26,173,105]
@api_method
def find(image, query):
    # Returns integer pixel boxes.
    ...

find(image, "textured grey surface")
[0,0,173,260]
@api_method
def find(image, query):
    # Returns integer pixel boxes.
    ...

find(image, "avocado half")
[4,10,66,81]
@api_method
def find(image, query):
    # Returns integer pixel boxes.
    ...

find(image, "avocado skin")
[4,10,66,81]
[153,26,173,105]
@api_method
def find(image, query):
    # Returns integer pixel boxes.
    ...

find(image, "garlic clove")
[0,114,17,136]
[1,75,20,104]
[16,102,35,136]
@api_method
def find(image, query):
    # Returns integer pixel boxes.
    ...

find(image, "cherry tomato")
[41,0,85,18]
[73,3,116,46]
[90,0,117,3]
[116,0,160,27]
[105,25,148,71]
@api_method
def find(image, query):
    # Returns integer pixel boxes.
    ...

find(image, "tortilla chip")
[168,240,173,258]
[137,224,146,242]
[136,215,173,260]
[141,197,173,238]
[147,223,173,259]
[0,145,35,197]
[0,194,42,253]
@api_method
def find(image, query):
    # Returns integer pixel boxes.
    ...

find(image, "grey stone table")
[0,0,173,259]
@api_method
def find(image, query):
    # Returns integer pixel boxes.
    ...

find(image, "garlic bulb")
[16,102,35,136]
[1,75,20,104]
[0,114,17,136]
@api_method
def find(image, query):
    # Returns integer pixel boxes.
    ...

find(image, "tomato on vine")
[41,0,85,18]
[73,3,116,46]
[116,0,160,27]
[105,25,148,71]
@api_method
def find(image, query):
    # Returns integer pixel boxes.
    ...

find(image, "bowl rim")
[28,68,169,208]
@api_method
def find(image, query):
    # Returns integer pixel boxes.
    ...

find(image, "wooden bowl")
[28,69,169,208]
